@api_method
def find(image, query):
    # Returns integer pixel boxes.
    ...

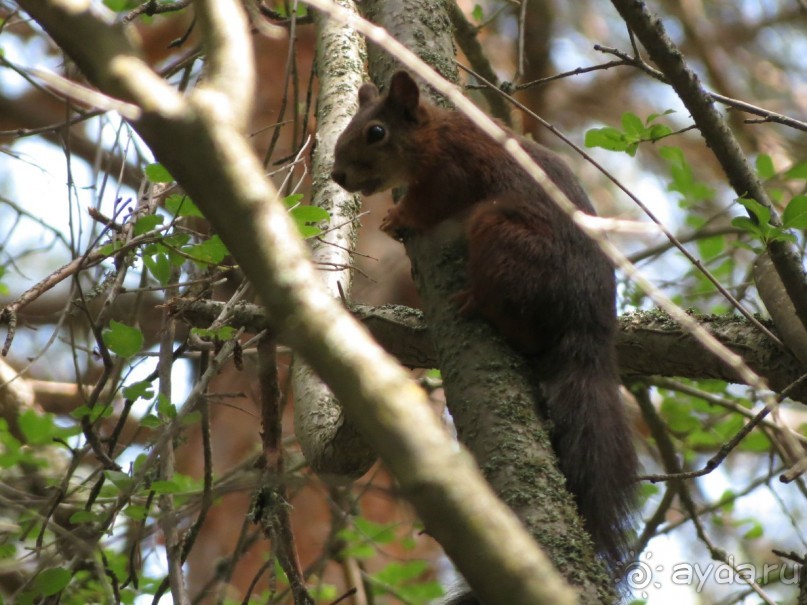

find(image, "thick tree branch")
[172,298,807,402]
[291,0,375,479]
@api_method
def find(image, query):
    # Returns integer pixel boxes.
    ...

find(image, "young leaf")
[122,380,154,401]
[165,194,204,218]
[730,216,760,235]
[621,112,644,136]
[105,470,134,490]
[102,320,144,358]
[18,410,57,445]
[143,249,171,285]
[647,109,676,123]
[34,568,71,597]
[696,235,724,260]
[144,163,173,183]
[736,197,771,226]
[123,504,149,521]
[755,154,775,180]
[290,205,330,238]
[283,193,305,208]
[150,480,180,494]
[742,519,764,539]
[783,195,807,229]
[584,127,627,152]
[472,4,484,21]
[183,235,228,266]
[133,214,164,236]
[191,325,237,341]
[784,161,807,180]
[647,123,672,140]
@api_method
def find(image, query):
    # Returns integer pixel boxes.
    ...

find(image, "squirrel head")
[331,71,427,195]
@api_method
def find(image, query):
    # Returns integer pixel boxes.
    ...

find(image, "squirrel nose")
[331,170,346,187]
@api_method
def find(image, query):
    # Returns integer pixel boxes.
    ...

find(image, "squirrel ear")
[387,71,420,119]
[358,83,379,107]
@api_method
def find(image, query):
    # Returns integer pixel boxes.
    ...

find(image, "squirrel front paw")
[380,208,407,241]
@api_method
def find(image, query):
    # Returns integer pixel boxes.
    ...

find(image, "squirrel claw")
[380,210,406,241]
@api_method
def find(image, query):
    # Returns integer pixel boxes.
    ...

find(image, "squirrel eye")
[366,124,386,144]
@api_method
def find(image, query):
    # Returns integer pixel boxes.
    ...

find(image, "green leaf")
[165,194,204,218]
[713,414,744,440]
[755,154,775,180]
[18,410,56,445]
[140,415,163,429]
[0,431,21,468]
[144,163,173,183]
[123,504,149,521]
[133,214,164,236]
[736,197,771,226]
[105,470,133,490]
[471,4,484,20]
[103,0,129,10]
[289,205,330,239]
[97,239,123,256]
[647,123,672,140]
[191,325,237,341]
[103,320,144,358]
[696,235,724,260]
[143,249,171,285]
[660,146,715,204]
[717,489,736,512]
[122,380,154,401]
[283,193,305,208]
[308,584,338,602]
[741,430,771,452]
[69,510,98,524]
[584,127,628,152]
[638,482,660,500]
[742,519,764,539]
[688,429,721,448]
[784,161,807,180]
[658,145,684,166]
[647,109,675,123]
[0,543,16,559]
[156,393,176,419]
[183,235,228,266]
[150,480,180,494]
[661,399,699,433]
[354,517,396,544]
[783,195,807,228]
[34,567,71,596]
[730,216,763,238]
[621,112,644,136]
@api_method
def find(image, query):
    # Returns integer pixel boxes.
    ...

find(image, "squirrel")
[332,71,637,570]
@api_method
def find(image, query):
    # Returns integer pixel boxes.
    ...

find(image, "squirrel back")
[333,71,637,567]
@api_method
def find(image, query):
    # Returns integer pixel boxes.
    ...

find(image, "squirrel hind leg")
[463,198,557,355]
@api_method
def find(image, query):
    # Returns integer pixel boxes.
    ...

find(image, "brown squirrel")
[332,71,637,569]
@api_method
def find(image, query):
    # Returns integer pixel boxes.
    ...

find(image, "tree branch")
[172,298,807,402]
[291,0,375,479]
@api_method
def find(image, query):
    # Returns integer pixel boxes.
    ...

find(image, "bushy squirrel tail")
[540,339,637,566]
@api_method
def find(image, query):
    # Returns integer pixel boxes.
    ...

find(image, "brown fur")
[332,71,638,568]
